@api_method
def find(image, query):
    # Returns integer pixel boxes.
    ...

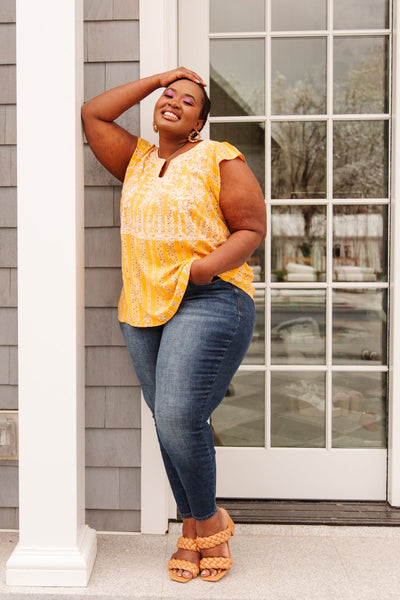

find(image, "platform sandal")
[196,508,235,582]
[168,536,200,583]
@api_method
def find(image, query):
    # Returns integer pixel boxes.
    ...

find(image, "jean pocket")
[188,276,220,287]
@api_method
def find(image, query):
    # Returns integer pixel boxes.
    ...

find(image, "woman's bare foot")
[196,507,231,578]
[170,518,200,580]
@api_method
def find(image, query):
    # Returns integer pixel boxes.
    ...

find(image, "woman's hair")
[169,78,211,130]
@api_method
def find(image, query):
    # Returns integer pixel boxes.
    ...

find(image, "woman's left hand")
[189,259,214,284]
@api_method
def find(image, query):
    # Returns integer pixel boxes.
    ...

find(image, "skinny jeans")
[120,277,255,521]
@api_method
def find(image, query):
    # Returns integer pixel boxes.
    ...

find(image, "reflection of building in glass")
[271,207,385,281]
[210,66,268,193]
[333,208,386,280]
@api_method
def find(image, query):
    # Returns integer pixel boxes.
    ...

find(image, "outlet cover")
[0,412,18,460]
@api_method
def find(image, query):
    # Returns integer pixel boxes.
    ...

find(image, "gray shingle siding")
[0,1,16,23]
[0,24,16,64]
[0,2,17,431]
[0,66,16,103]
[0,0,142,532]
[84,0,141,532]
[87,21,139,62]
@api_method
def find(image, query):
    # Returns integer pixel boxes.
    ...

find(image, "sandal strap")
[196,527,232,549]
[200,556,233,571]
[168,558,200,577]
[176,536,199,552]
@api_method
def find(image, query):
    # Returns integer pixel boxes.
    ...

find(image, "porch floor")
[1,522,400,600]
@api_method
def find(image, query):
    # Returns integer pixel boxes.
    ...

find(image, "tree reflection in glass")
[272,37,326,115]
[333,121,388,198]
[271,121,326,199]
[334,36,389,114]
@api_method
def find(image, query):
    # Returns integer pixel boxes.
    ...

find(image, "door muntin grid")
[209,0,389,451]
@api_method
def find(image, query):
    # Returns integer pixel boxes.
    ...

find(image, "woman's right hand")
[158,67,206,89]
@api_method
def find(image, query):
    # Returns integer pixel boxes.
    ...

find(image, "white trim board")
[139,0,178,534]
[7,0,97,584]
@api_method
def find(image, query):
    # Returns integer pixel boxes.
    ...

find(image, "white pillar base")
[6,526,97,587]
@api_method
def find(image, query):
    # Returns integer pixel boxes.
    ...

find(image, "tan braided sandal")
[168,536,200,583]
[196,507,235,582]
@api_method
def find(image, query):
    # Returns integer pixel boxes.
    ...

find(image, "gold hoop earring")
[153,122,159,133]
[188,129,201,143]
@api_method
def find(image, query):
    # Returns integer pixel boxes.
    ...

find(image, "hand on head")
[158,67,206,89]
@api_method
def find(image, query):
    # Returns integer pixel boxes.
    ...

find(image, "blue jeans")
[120,278,255,521]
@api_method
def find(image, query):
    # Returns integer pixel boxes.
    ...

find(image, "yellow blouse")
[118,137,255,327]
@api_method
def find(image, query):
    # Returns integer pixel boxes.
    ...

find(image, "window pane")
[249,241,265,283]
[333,121,388,198]
[271,289,326,365]
[334,0,389,30]
[271,121,326,199]
[211,122,265,193]
[271,205,326,282]
[334,37,389,114]
[271,371,325,447]
[333,205,388,282]
[243,289,265,365]
[272,38,326,115]
[210,0,265,33]
[210,39,265,116]
[332,289,387,365]
[211,371,265,447]
[271,0,326,31]
[332,372,387,448]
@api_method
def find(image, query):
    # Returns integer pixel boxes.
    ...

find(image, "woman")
[82,67,266,583]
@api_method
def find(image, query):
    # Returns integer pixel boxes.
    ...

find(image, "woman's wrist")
[189,259,214,284]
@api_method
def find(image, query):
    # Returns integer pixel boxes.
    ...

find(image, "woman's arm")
[81,67,206,182]
[189,157,266,283]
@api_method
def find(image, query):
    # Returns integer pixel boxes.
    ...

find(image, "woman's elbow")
[255,223,266,244]
[81,102,91,124]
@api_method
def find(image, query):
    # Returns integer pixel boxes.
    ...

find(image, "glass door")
[179,0,390,499]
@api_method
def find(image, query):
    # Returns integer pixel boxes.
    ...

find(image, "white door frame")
[388,0,400,507]
[140,0,400,534]
[139,0,178,534]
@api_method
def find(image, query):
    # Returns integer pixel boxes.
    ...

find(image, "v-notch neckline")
[156,140,204,178]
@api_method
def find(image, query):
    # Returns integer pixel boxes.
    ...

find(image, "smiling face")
[153,79,205,139]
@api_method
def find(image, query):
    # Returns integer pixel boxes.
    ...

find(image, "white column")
[6,0,97,586]
[139,0,178,534]
[388,0,400,507]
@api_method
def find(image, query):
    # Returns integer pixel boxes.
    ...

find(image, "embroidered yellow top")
[118,137,255,327]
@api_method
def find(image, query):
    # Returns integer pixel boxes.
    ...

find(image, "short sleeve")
[212,141,246,165]
[129,137,154,164]
[123,137,155,183]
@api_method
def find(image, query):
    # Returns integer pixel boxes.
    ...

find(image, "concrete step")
[1,523,400,599]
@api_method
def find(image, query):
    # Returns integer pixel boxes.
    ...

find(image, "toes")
[173,568,192,580]
[202,568,219,577]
